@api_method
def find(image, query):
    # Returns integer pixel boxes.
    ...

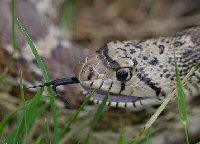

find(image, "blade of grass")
[59,0,78,31]
[20,71,28,144]
[7,99,49,143]
[17,18,60,143]
[129,128,163,144]
[35,135,43,144]
[44,118,51,144]
[194,60,200,69]
[0,93,49,138]
[145,128,151,144]
[119,126,125,144]
[0,99,33,136]
[17,19,52,93]
[12,113,24,143]
[90,94,109,129]
[0,107,19,135]
[28,88,45,112]
[83,94,109,144]
[62,89,96,135]
[60,115,92,143]
[0,0,17,82]
[7,88,45,143]
[174,52,189,144]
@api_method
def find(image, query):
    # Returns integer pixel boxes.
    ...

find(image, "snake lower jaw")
[80,86,163,109]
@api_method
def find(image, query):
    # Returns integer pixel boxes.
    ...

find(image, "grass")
[174,52,189,144]
[145,128,151,144]
[17,18,60,143]
[62,89,96,134]
[0,0,200,143]
[83,94,109,144]
[0,0,17,83]
[59,0,78,31]
[5,87,48,143]
[19,72,28,143]
[119,126,125,144]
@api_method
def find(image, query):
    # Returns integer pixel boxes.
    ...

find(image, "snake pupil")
[116,68,132,81]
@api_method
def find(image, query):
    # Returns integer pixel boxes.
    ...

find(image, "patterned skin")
[74,27,200,110]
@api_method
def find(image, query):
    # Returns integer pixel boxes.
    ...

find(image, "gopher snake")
[34,27,200,110]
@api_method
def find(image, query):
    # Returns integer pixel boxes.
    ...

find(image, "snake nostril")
[87,67,95,80]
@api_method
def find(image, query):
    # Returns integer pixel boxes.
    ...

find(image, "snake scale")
[70,26,200,110]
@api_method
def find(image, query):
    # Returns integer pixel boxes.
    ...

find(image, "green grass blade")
[62,89,96,134]
[45,118,51,144]
[83,94,109,144]
[119,126,125,144]
[20,72,28,144]
[129,128,163,144]
[12,0,17,58]
[59,0,78,31]
[7,88,45,143]
[83,133,90,144]
[49,95,60,143]
[194,60,200,69]
[12,114,24,143]
[0,108,19,135]
[35,135,43,144]
[175,63,188,121]
[7,101,49,143]
[27,103,49,127]
[0,0,17,82]
[145,128,151,144]
[17,19,52,93]
[174,52,189,144]
[17,18,60,143]
[61,115,92,143]
[90,95,108,129]
[0,99,33,136]
[27,88,44,112]
[0,107,17,136]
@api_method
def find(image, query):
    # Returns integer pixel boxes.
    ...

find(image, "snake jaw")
[80,85,164,109]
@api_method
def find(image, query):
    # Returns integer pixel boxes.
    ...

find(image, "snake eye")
[116,68,132,81]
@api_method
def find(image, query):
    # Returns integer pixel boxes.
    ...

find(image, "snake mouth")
[82,86,149,103]
[81,86,164,109]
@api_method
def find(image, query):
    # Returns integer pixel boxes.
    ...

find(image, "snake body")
[74,27,200,109]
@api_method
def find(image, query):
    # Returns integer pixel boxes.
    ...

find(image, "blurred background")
[0,0,200,143]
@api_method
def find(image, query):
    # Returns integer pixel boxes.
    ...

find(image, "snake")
[33,26,200,110]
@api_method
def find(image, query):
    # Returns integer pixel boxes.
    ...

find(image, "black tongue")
[27,77,80,93]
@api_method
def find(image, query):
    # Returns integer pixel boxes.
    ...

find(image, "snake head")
[74,40,169,109]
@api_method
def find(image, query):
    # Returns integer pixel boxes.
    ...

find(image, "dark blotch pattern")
[173,41,183,47]
[119,82,126,94]
[137,74,161,96]
[97,44,121,69]
[149,57,159,65]
[130,49,136,54]
[158,45,165,54]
